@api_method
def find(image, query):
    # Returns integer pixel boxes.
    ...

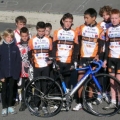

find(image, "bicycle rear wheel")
[82,73,120,116]
[24,76,63,117]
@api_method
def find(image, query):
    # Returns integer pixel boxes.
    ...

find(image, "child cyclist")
[0,29,21,116]
[28,21,52,114]
[52,13,79,91]
[92,6,113,105]
[103,9,120,113]
[17,27,31,111]
[73,8,104,111]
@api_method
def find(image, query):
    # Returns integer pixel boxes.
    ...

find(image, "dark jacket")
[0,40,22,80]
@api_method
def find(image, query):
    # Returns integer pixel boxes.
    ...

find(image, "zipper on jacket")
[8,44,11,76]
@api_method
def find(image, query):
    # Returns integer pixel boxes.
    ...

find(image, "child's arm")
[52,30,58,57]
[72,30,79,64]
[14,46,22,79]
[0,46,5,81]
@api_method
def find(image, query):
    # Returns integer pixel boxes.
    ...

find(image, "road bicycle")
[24,57,120,117]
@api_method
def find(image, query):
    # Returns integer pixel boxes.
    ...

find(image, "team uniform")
[53,28,79,88]
[17,40,31,105]
[105,24,120,73]
[76,23,104,67]
[98,21,112,60]
[28,35,52,107]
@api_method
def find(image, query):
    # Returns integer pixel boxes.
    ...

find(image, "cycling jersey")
[53,28,79,63]
[17,40,30,78]
[105,24,120,59]
[28,35,52,68]
[98,21,112,54]
[14,29,32,43]
[76,23,104,58]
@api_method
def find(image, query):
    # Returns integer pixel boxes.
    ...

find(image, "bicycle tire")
[82,73,120,116]
[24,76,63,117]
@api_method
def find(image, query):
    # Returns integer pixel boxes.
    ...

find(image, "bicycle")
[24,57,120,117]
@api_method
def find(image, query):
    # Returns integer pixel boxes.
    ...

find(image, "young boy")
[28,21,52,114]
[99,6,112,32]
[14,16,31,105]
[103,9,120,113]
[14,16,27,44]
[73,8,104,111]
[0,29,21,116]
[53,13,79,91]
[98,6,112,60]
[45,23,53,40]
[17,27,31,111]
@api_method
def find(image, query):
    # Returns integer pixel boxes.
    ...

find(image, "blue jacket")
[0,40,22,80]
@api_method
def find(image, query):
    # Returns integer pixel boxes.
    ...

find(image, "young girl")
[17,27,31,111]
[0,29,21,116]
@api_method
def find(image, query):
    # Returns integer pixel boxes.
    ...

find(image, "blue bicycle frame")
[61,60,103,96]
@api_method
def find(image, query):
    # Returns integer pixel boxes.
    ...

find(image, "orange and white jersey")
[53,28,78,63]
[14,29,32,44]
[77,24,103,57]
[107,25,120,58]
[28,36,52,68]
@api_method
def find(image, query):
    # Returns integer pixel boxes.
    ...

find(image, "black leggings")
[33,66,49,107]
[1,77,15,108]
[57,62,71,88]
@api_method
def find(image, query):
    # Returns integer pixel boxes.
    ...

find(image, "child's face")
[37,28,45,37]
[20,33,29,42]
[16,21,26,30]
[45,27,51,37]
[4,35,13,43]
[102,12,110,22]
[62,18,73,29]
[84,14,96,25]
[111,14,120,25]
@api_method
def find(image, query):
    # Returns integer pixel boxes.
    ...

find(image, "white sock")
[111,100,116,104]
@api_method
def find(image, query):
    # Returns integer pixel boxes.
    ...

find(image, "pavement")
[0,101,120,120]
[0,0,119,15]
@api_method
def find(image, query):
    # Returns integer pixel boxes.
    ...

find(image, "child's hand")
[1,78,5,82]
[103,60,107,68]
[47,61,52,65]
[94,55,99,61]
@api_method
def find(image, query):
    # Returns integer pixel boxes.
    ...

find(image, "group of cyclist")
[0,5,120,117]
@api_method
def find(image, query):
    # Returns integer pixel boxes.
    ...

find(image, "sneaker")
[103,93,110,103]
[72,104,82,111]
[8,107,17,114]
[14,101,19,106]
[42,107,48,114]
[19,103,27,111]
[1,108,7,117]
[103,103,116,110]
[61,103,66,111]
[92,97,102,105]
[87,102,93,109]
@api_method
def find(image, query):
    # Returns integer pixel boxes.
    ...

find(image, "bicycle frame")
[61,65,102,97]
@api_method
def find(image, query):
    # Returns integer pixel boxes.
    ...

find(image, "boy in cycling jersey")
[52,13,79,91]
[73,8,104,111]
[103,9,120,113]
[92,6,113,105]
[28,21,52,114]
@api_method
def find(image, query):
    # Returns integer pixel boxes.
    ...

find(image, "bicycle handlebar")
[91,60,103,74]
[76,60,103,74]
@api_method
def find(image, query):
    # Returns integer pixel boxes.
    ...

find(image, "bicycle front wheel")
[24,76,63,117]
[82,73,120,116]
